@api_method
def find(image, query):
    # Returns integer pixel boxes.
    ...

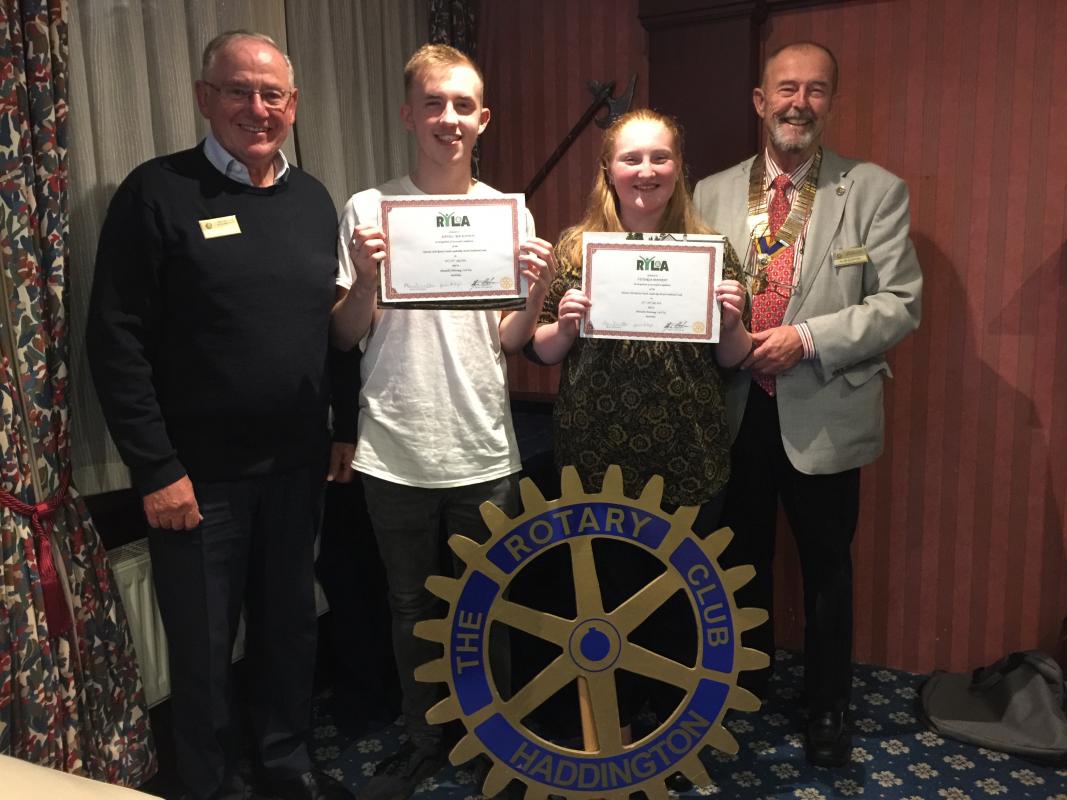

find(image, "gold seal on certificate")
[580,232,725,343]
[379,193,527,308]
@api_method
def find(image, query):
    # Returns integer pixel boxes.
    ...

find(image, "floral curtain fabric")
[0,0,154,785]
[428,0,477,53]
[428,0,479,176]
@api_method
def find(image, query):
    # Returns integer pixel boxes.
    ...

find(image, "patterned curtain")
[428,0,479,176]
[0,0,155,786]
[428,0,477,53]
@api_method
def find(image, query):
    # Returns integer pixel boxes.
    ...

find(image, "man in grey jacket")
[693,41,922,767]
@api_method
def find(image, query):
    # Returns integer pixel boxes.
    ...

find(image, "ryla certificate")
[581,232,725,343]
[379,194,526,306]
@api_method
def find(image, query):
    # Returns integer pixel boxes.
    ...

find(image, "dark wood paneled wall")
[481,0,1067,673]
[640,0,760,180]
[478,0,649,399]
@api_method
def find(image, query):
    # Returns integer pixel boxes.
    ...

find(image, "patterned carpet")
[311,651,1067,800]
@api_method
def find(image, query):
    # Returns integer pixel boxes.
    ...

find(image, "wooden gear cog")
[414,465,769,799]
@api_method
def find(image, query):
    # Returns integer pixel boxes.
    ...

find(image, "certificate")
[581,232,725,343]
[379,194,526,306]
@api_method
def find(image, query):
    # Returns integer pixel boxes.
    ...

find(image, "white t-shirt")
[336,175,525,488]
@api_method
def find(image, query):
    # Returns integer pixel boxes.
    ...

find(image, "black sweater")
[87,145,338,494]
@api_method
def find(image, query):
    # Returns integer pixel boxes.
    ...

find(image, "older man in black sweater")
[88,31,350,800]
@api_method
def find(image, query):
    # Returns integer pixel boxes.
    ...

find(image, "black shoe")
[259,770,353,800]
[362,741,446,800]
[665,771,693,792]
[804,711,852,767]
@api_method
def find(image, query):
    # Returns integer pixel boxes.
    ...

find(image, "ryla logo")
[636,255,669,271]
[414,465,769,799]
[437,211,471,227]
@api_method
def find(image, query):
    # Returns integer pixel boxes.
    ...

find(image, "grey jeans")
[361,472,520,748]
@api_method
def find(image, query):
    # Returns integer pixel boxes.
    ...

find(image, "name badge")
[199,215,241,239]
[832,246,869,267]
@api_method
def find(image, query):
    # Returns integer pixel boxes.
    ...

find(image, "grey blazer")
[693,149,923,475]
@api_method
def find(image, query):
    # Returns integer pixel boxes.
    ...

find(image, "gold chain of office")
[746,148,822,262]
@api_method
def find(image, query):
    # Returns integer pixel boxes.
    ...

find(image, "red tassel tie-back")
[0,468,73,637]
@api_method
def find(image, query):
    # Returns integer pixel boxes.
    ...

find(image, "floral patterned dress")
[543,232,745,507]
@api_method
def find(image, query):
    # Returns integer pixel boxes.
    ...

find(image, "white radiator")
[109,539,170,707]
[109,538,329,708]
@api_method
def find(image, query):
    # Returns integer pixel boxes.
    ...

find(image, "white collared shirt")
[762,149,817,359]
[202,130,290,186]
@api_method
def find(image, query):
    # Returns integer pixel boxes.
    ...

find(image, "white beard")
[768,117,819,153]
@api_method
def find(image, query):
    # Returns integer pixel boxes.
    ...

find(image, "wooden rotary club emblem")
[414,466,768,799]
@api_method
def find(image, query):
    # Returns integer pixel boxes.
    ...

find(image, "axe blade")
[523,74,640,197]
[596,74,637,128]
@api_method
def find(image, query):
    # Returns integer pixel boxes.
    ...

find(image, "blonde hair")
[559,108,709,269]
[404,44,484,100]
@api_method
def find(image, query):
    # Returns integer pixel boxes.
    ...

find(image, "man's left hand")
[743,326,804,376]
[327,441,356,483]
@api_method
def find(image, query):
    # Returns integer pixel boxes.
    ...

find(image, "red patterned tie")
[750,174,794,396]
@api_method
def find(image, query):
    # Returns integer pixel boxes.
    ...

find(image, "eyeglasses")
[203,81,293,110]
[743,229,799,299]
[744,268,799,299]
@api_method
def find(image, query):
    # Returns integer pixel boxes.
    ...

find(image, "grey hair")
[762,41,839,95]
[201,30,295,87]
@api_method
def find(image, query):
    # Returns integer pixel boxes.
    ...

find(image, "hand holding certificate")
[378,193,527,308]
[580,232,726,343]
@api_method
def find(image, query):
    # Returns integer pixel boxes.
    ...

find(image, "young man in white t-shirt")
[330,44,554,800]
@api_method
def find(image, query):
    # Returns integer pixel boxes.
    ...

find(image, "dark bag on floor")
[919,650,1067,764]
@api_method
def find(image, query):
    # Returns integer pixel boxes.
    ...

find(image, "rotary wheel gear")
[414,465,770,800]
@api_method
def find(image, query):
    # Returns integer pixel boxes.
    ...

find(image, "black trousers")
[316,478,400,734]
[149,465,322,800]
[720,386,860,714]
[609,496,727,727]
